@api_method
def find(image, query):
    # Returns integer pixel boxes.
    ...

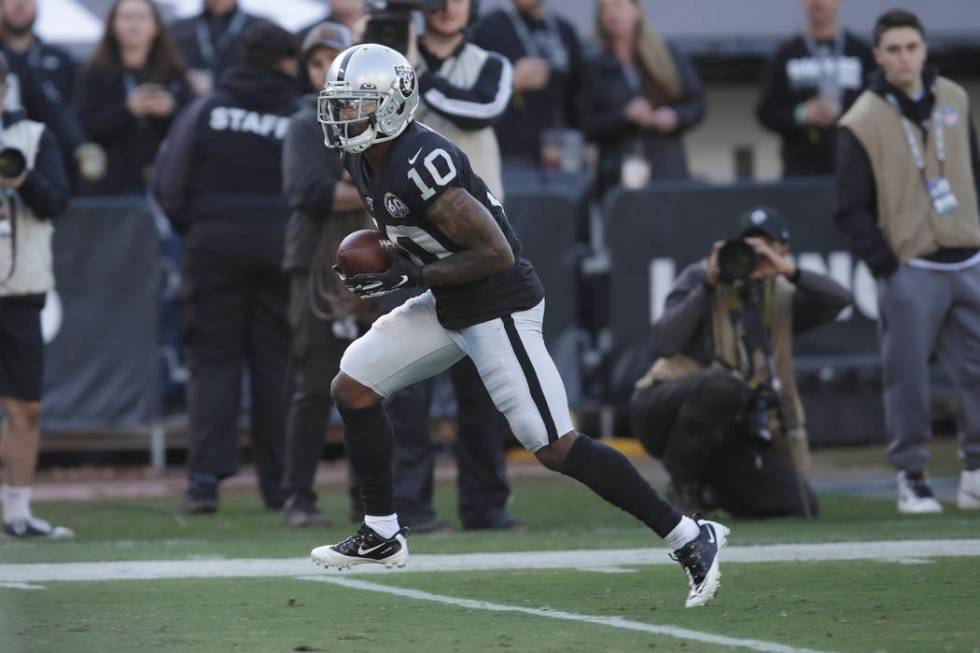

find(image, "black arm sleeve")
[667,46,705,132]
[282,112,338,219]
[19,127,69,219]
[833,126,900,277]
[651,264,712,358]
[419,53,513,131]
[756,45,800,135]
[790,269,852,333]
[151,98,208,231]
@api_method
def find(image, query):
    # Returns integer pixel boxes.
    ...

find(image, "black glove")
[333,250,424,298]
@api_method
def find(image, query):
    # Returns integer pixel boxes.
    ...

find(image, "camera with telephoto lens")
[741,383,779,444]
[0,146,27,179]
[717,239,759,283]
[364,0,447,54]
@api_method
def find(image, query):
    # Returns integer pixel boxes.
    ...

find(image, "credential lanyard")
[886,94,945,187]
[505,7,568,72]
[195,8,248,70]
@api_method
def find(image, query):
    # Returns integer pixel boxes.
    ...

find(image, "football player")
[310,43,729,607]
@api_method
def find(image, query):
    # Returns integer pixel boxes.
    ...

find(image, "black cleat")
[311,523,408,570]
[670,519,729,608]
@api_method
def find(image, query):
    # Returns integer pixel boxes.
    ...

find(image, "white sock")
[364,513,400,539]
[2,484,32,523]
[665,515,701,551]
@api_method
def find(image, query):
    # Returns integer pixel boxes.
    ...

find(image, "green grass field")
[2,462,980,653]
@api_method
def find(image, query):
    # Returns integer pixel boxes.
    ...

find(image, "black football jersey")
[345,121,544,329]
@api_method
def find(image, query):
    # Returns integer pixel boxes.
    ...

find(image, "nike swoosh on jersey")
[706,527,715,544]
[408,147,423,165]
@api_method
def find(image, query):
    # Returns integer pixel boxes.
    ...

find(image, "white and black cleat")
[2,516,74,539]
[311,523,408,570]
[670,519,729,608]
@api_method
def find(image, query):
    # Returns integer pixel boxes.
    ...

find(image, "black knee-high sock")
[561,435,681,538]
[339,403,395,516]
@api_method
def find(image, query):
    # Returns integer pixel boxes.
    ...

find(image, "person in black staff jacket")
[0,52,72,539]
[280,22,372,528]
[631,208,850,518]
[580,0,704,196]
[170,0,259,97]
[74,0,192,196]
[756,0,874,177]
[471,0,583,164]
[153,21,301,514]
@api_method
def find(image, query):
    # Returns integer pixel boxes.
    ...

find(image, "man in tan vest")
[631,208,850,518]
[835,9,980,514]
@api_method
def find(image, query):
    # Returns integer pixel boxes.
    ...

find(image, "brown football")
[336,229,391,275]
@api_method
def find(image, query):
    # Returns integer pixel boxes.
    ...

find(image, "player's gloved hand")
[333,250,424,298]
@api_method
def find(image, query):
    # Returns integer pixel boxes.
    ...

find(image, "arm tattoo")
[422,187,515,286]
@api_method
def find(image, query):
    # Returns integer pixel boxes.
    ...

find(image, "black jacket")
[471,7,583,161]
[2,110,70,219]
[7,38,78,106]
[153,65,300,233]
[0,43,85,166]
[651,263,850,363]
[73,64,192,195]
[756,31,874,176]
[282,94,348,271]
[834,67,980,277]
[580,45,705,194]
[170,6,259,83]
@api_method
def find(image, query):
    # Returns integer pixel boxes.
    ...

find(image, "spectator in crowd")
[0,0,76,105]
[297,0,366,45]
[757,0,874,177]
[280,21,370,528]
[0,52,72,538]
[373,0,521,534]
[472,0,583,164]
[0,2,101,188]
[835,10,980,514]
[74,0,191,196]
[631,208,849,518]
[153,22,300,514]
[579,0,705,196]
[170,0,258,96]
[0,0,106,188]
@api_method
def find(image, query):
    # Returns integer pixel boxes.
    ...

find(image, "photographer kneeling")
[631,208,850,518]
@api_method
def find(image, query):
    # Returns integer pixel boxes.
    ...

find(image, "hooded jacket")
[153,64,300,232]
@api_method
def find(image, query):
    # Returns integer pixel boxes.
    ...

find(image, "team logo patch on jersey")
[384,192,410,218]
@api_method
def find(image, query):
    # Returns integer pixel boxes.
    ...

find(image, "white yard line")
[302,576,834,653]
[0,539,977,583]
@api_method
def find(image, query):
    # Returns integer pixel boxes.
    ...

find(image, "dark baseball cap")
[736,206,790,243]
[302,22,353,59]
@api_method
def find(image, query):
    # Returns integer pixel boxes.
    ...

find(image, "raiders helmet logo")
[394,65,416,96]
[384,192,410,218]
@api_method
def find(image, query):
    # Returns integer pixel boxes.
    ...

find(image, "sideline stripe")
[302,576,834,653]
[1,539,978,583]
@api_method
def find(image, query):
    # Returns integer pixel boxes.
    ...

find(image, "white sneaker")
[897,471,943,514]
[957,469,980,510]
